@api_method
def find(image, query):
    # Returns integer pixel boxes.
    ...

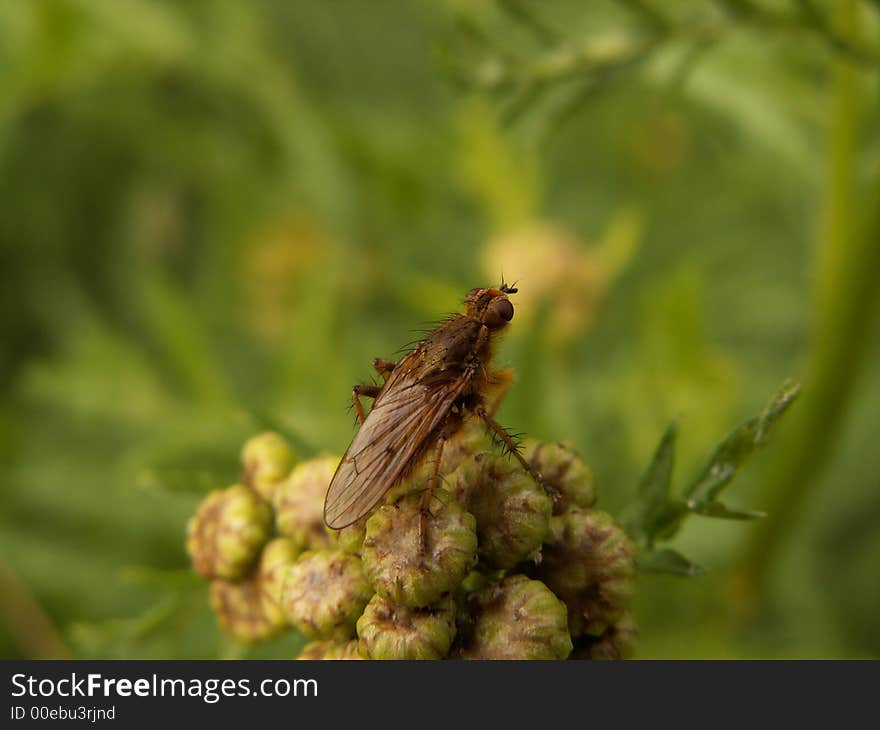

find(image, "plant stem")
[476,1,880,95]
[735,0,880,607]
[0,560,71,659]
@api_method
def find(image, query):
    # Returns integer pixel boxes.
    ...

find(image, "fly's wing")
[323,361,471,529]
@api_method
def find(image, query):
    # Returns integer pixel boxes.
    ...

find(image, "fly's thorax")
[430,316,480,368]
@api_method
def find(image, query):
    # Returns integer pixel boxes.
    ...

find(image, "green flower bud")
[241,431,296,501]
[536,509,638,637]
[332,519,367,556]
[570,610,638,660]
[186,484,273,580]
[281,550,372,641]
[413,420,490,484]
[445,448,484,507]
[357,595,456,660]
[362,489,477,608]
[297,640,364,660]
[273,454,339,551]
[457,575,572,660]
[257,537,302,626]
[381,480,412,506]
[452,453,552,569]
[458,569,492,595]
[210,576,282,643]
[297,641,331,660]
[525,440,596,514]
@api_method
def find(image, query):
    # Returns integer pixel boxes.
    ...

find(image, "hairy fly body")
[323,284,542,534]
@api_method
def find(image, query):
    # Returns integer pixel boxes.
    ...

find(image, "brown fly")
[323,283,543,538]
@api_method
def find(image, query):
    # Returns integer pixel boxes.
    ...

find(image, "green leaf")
[639,548,706,577]
[623,421,677,542]
[688,500,766,521]
[685,380,800,502]
[622,381,799,564]
[639,421,677,505]
[497,0,560,46]
[650,500,689,541]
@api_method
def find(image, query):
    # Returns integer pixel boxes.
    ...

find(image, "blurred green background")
[1,0,878,659]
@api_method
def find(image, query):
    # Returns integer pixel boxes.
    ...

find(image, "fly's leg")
[352,384,381,425]
[373,358,396,382]
[476,406,544,487]
[351,359,394,424]
[419,435,447,556]
[486,368,514,416]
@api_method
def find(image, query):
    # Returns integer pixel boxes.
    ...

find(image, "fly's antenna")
[500,275,519,295]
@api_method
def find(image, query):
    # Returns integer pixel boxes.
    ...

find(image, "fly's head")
[464,283,517,331]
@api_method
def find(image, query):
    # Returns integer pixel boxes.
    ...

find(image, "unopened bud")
[536,509,637,637]
[281,550,371,642]
[525,441,596,514]
[257,537,302,626]
[186,484,273,580]
[362,489,477,608]
[273,455,339,551]
[414,421,489,484]
[332,519,367,556]
[357,595,456,660]
[210,576,282,642]
[571,610,638,660]
[458,569,491,596]
[457,575,572,660]
[445,448,484,507]
[452,453,552,569]
[241,431,296,500]
[297,640,364,660]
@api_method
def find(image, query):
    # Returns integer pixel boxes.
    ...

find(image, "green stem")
[477,1,880,96]
[0,560,71,659]
[736,0,880,604]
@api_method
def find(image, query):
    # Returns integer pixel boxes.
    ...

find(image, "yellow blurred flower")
[243,218,326,344]
[481,210,642,343]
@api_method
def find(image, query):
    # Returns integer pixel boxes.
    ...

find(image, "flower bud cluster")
[186,429,638,658]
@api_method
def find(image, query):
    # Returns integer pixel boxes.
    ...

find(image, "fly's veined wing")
[323,364,471,529]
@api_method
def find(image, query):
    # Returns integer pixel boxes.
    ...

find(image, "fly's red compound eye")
[485,297,514,329]
[495,298,513,322]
